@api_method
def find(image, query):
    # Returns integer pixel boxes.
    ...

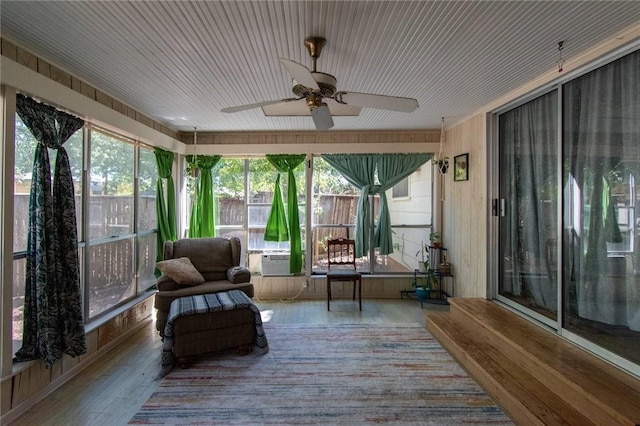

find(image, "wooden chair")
[326,238,362,311]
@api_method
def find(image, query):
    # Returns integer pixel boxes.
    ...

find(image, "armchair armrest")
[227,266,251,284]
[157,275,180,291]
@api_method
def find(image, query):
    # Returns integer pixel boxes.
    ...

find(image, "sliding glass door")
[562,51,640,366]
[496,49,640,369]
[498,90,559,322]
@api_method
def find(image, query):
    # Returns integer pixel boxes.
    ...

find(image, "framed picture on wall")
[454,153,469,181]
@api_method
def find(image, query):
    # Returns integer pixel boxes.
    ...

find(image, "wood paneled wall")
[179,130,440,146]
[1,297,154,424]
[441,115,488,298]
[252,275,415,301]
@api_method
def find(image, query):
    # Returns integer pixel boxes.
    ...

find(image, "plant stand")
[401,268,454,308]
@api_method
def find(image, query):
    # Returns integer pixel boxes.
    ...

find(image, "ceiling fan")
[221,37,419,130]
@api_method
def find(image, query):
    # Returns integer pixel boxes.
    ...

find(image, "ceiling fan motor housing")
[292,72,337,97]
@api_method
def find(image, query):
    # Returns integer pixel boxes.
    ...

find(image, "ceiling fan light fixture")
[292,72,337,97]
[262,100,361,117]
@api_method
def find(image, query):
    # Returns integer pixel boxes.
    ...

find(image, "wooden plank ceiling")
[1,1,639,132]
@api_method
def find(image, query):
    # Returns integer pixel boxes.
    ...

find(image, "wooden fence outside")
[12,193,364,313]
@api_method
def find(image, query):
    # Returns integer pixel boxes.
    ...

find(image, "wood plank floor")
[9,299,447,426]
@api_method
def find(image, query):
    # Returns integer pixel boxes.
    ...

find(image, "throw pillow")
[156,257,205,286]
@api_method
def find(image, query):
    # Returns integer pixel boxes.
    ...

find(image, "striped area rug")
[130,324,513,425]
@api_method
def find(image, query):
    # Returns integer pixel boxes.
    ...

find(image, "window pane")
[383,165,433,273]
[65,131,84,240]
[248,158,276,203]
[12,257,26,354]
[248,158,305,252]
[214,158,245,229]
[13,116,83,355]
[13,116,36,252]
[392,178,409,198]
[498,90,558,320]
[217,228,247,267]
[138,147,157,231]
[13,117,82,248]
[138,233,157,292]
[88,239,135,319]
[562,50,640,365]
[312,157,359,272]
[89,130,134,239]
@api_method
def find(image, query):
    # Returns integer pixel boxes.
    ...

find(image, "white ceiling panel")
[1,1,639,132]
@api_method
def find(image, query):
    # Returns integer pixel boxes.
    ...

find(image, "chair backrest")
[327,238,357,271]
[164,237,241,277]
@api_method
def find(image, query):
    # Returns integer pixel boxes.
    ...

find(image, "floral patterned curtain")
[14,95,87,366]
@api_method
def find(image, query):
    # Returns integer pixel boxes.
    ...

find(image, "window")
[212,158,245,242]
[187,155,432,276]
[392,178,409,198]
[13,117,38,351]
[312,157,360,272]
[12,115,83,352]
[384,162,433,273]
[87,129,136,319]
[312,157,432,274]
[137,147,158,292]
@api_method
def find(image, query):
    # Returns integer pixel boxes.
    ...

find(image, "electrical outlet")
[302,281,308,288]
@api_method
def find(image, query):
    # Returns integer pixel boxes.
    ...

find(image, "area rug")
[129,324,513,425]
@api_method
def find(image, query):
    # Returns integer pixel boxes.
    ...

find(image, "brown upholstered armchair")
[154,237,254,336]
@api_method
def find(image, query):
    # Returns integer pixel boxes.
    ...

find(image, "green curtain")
[322,153,431,257]
[14,94,87,366]
[322,154,378,257]
[154,148,177,269]
[264,173,289,241]
[375,154,432,254]
[186,155,221,238]
[265,154,306,274]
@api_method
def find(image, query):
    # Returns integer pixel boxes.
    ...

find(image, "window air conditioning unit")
[261,253,291,276]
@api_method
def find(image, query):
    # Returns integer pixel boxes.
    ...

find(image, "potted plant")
[413,257,437,300]
[429,232,441,248]
[435,157,449,174]
[416,241,428,272]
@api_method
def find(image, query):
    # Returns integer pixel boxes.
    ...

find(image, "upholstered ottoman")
[159,290,269,376]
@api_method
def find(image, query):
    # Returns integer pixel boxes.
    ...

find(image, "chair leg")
[358,279,362,311]
[352,281,356,300]
[327,280,331,311]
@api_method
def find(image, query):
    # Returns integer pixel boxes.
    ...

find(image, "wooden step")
[428,312,592,425]
[427,298,640,426]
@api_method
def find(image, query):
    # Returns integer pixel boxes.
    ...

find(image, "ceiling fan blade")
[334,91,419,112]
[311,104,334,130]
[221,98,299,113]
[279,58,319,91]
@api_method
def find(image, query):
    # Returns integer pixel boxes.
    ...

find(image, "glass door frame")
[489,85,562,332]
[487,43,640,378]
